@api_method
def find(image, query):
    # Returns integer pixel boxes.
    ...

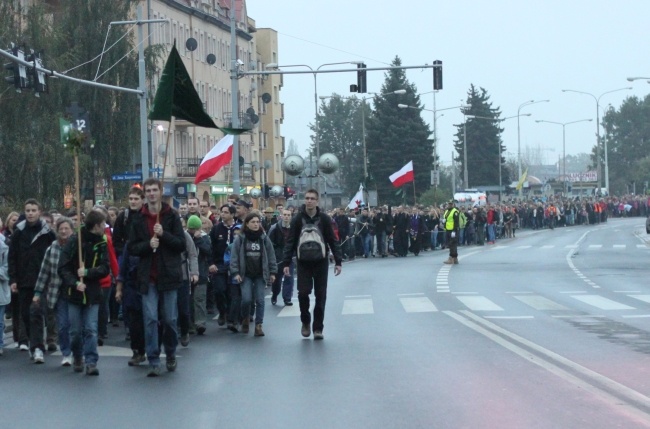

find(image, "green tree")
[310,94,364,198]
[602,95,650,195]
[365,56,431,205]
[0,0,159,207]
[453,85,503,190]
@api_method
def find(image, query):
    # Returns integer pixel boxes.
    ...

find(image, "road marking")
[484,316,534,319]
[540,245,555,249]
[571,295,635,310]
[561,290,587,294]
[622,314,650,319]
[457,296,503,311]
[615,291,642,294]
[506,291,533,294]
[637,244,647,249]
[344,295,371,298]
[513,295,569,310]
[613,244,626,249]
[278,302,314,317]
[452,291,478,295]
[517,245,532,249]
[397,293,424,296]
[564,245,578,249]
[399,297,437,312]
[588,244,602,249]
[342,298,374,315]
[491,246,508,250]
[628,295,650,304]
[446,310,650,423]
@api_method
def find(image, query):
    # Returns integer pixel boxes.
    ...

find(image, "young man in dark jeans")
[282,189,342,340]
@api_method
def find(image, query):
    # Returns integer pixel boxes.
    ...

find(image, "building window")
[274,120,279,138]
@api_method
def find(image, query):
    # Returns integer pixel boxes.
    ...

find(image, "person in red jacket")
[93,206,119,345]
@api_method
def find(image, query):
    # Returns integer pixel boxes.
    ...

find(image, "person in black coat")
[127,178,185,376]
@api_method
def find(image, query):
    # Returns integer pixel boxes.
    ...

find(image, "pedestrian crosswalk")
[270,291,650,318]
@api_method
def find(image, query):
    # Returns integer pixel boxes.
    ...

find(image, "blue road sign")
[111,174,142,181]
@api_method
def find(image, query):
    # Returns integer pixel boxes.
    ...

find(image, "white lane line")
[397,293,425,296]
[484,316,534,320]
[571,295,635,310]
[491,246,508,250]
[622,315,650,319]
[457,296,503,311]
[517,245,532,249]
[400,297,437,313]
[513,295,569,311]
[588,244,602,249]
[453,291,479,295]
[342,298,374,315]
[613,244,626,249]
[561,291,587,294]
[566,231,602,290]
[637,244,647,249]
[614,291,642,294]
[506,291,533,294]
[345,295,371,298]
[628,295,650,304]
[541,245,555,249]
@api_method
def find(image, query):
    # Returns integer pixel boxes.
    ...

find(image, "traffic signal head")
[25,51,47,95]
[433,60,443,90]
[4,46,27,92]
[356,63,367,93]
[263,183,270,199]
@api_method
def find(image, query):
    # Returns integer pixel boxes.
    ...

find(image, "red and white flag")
[389,161,414,187]
[194,134,234,184]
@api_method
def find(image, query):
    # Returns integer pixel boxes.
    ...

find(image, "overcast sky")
[247,0,650,171]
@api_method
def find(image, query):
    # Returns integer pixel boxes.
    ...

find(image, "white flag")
[347,184,365,210]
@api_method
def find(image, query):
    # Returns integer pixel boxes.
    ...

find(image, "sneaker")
[147,365,161,377]
[128,352,146,367]
[227,323,238,333]
[180,334,190,347]
[166,356,177,372]
[33,348,45,364]
[73,357,84,373]
[85,364,99,376]
[254,324,265,337]
[19,343,29,351]
[271,296,277,305]
[301,323,311,338]
[47,342,57,352]
[313,331,324,340]
[61,355,73,367]
[284,300,293,306]
[216,314,226,326]
[196,325,206,335]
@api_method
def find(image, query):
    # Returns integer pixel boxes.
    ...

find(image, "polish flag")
[194,135,234,184]
[389,161,414,187]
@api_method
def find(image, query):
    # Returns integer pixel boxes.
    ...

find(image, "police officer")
[443,200,460,264]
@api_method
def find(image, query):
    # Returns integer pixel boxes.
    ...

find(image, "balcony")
[224,111,254,131]
[176,157,201,178]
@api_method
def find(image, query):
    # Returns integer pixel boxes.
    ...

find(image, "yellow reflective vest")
[444,208,459,231]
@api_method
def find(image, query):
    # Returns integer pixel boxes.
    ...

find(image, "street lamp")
[517,99,550,198]
[266,61,361,194]
[466,114,530,200]
[561,87,631,194]
[398,103,468,187]
[535,118,592,195]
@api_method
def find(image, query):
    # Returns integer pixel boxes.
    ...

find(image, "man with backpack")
[283,189,342,340]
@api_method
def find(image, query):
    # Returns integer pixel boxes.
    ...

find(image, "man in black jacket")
[8,198,55,358]
[282,189,342,340]
[128,178,185,377]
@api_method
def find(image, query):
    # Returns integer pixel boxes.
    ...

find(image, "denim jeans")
[361,234,371,257]
[55,298,71,357]
[431,229,438,249]
[459,228,465,246]
[241,276,266,325]
[142,284,178,366]
[487,224,496,242]
[68,303,99,365]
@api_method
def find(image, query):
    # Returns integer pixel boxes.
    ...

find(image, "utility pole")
[229,0,241,196]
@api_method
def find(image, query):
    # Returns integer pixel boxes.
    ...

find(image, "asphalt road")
[3,217,650,429]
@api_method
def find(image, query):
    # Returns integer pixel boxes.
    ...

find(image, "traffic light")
[25,51,47,95]
[4,46,27,91]
[283,185,294,199]
[263,183,270,199]
[356,63,367,93]
[433,60,443,90]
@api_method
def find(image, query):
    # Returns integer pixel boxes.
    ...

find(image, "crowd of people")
[0,180,341,377]
[0,187,645,376]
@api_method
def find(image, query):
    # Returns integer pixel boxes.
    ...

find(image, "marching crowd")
[0,186,646,377]
[0,180,341,377]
